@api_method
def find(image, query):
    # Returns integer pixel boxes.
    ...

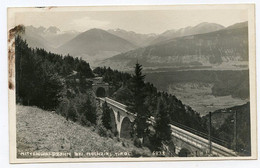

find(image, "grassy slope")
[17,105,151,158]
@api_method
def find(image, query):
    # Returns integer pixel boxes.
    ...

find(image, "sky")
[13,8,248,34]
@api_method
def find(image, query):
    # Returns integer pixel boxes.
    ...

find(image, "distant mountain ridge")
[107,28,158,47]
[150,22,225,45]
[21,26,53,52]
[107,22,225,47]
[21,25,80,50]
[101,21,248,70]
[21,22,248,69]
[225,21,248,30]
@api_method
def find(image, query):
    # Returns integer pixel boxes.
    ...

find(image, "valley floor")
[167,82,248,116]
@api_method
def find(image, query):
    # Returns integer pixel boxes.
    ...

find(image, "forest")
[145,70,249,99]
[15,36,250,155]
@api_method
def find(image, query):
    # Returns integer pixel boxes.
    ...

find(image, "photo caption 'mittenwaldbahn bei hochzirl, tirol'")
[13,10,251,159]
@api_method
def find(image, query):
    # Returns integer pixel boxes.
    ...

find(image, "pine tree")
[15,36,35,105]
[128,63,149,139]
[154,97,172,149]
[83,99,97,124]
[102,101,112,130]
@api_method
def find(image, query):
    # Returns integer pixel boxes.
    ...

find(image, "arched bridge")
[97,97,237,157]
[98,97,135,139]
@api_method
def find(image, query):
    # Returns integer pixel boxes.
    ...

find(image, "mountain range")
[21,26,53,52]
[150,22,225,45]
[22,26,80,51]
[101,21,248,70]
[21,21,248,69]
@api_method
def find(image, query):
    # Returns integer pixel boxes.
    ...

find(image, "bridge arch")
[96,87,106,97]
[120,117,132,139]
[178,147,191,157]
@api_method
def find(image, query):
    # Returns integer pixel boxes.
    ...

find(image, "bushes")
[97,125,113,138]
[56,93,97,125]
[133,138,142,148]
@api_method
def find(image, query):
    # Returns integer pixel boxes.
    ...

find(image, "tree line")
[15,36,97,126]
[15,35,226,155]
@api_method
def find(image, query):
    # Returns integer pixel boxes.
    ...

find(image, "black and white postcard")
[8,4,257,163]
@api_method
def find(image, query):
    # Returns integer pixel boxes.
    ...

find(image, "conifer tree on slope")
[102,101,112,130]
[154,97,172,150]
[129,63,149,139]
[83,99,97,124]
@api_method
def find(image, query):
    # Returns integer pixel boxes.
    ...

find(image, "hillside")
[226,21,248,30]
[149,22,225,45]
[204,102,250,129]
[203,102,251,155]
[17,105,151,158]
[56,28,137,63]
[102,22,248,70]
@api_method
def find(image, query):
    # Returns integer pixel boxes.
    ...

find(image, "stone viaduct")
[97,97,236,157]
[98,97,135,139]
[94,82,237,157]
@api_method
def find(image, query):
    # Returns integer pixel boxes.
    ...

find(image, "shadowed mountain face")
[56,28,137,62]
[107,29,158,47]
[22,26,79,50]
[225,21,248,30]
[102,22,248,70]
[150,22,225,45]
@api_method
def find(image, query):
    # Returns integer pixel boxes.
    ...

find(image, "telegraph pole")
[208,112,212,154]
[233,111,237,152]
